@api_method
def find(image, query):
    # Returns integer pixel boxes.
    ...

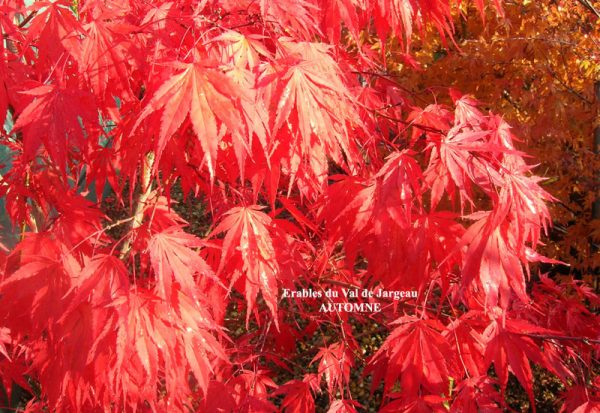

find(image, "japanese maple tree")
[0,0,598,412]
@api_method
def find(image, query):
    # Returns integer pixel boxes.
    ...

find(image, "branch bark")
[119,151,155,259]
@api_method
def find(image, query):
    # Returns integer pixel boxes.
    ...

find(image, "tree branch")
[374,110,447,136]
[576,0,600,19]
[119,151,155,259]
[520,333,600,345]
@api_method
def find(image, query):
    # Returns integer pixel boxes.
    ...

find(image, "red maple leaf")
[134,61,248,178]
[212,206,285,327]
[274,378,316,413]
[12,83,97,168]
[147,226,217,302]
[312,342,354,396]
[367,316,457,398]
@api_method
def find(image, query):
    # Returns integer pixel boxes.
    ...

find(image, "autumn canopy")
[0,0,598,412]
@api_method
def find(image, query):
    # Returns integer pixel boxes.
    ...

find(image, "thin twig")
[520,333,600,345]
[374,110,447,136]
[18,10,37,28]
[576,0,600,18]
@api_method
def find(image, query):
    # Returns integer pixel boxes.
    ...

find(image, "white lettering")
[318,302,382,313]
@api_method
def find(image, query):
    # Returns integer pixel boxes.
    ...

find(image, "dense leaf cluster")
[0,0,598,412]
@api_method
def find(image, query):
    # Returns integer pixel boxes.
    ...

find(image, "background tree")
[389,0,600,281]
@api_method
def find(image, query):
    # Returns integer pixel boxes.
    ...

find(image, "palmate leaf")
[460,213,529,310]
[311,342,353,396]
[274,377,319,413]
[75,18,137,101]
[23,1,81,64]
[211,206,285,327]
[319,151,422,257]
[496,158,554,247]
[110,287,227,407]
[134,61,248,179]
[62,254,129,315]
[259,41,362,195]
[147,226,217,302]
[445,312,487,377]
[319,152,463,291]
[482,318,573,412]
[367,316,457,398]
[0,234,74,334]
[12,83,97,168]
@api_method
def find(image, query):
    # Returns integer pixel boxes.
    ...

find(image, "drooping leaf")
[367,316,457,398]
[275,379,315,413]
[212,206,285,326]
[134,62,248,178]
[482,318,566,411]
[312,342,353,396]
[147,226,216,302]
[13,84,97,168]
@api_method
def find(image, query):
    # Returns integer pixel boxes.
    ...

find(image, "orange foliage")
[387,0,600,278]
